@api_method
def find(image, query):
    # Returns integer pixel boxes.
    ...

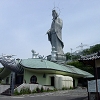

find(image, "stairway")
[0,84,20,96]
[1,88,11,96]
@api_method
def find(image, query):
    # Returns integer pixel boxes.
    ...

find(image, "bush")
[14,86,58,95]
[32,89,37,93]
[53,88,57,91]
[62,87,67,90]
[70,86,73,89]
[40,87,44,92]
[14,89,20,95]
[20,87,31,94]
[47,88,50,92]
[36,86,40,93]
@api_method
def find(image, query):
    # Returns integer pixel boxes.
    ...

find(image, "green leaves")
[67,61,94,74]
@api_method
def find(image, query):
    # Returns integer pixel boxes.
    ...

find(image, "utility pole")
[70,48,73,61]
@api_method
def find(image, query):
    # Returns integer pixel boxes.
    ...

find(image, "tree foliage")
[65,44,100,74]
[83,44,100,55]
[0,68,3,72]
[67,61,94,74]
[65,44,100,61]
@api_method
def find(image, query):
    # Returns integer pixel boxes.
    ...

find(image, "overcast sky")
[0,0,100,60]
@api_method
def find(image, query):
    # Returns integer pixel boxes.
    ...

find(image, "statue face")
[52,10,57,19]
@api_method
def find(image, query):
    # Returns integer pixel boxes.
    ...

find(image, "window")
[30,75,37,84]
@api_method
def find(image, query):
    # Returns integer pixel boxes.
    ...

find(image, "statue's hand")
[46,29,51,34]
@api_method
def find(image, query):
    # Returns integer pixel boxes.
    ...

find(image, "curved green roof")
[20,58,93,78]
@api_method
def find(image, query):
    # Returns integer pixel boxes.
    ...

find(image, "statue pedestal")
[47,54,66,64]
[56,54,66,61]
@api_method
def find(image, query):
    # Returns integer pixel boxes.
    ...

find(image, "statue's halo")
[52,7,60,16]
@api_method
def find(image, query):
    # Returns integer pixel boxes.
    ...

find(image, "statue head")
[52,10,58,19]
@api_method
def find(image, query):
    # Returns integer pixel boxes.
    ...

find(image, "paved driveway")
[0,87,88,100]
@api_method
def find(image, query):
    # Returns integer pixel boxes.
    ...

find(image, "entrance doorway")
[6,77,9,84]
[15,74,23,85]
[73,79,75,88]
[51,76,55,87]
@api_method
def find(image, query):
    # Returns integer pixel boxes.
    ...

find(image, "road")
[0,87,88,100]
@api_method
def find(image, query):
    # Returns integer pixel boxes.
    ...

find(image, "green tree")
[90,44,100,53]
[67,61,94,74]
[0,67,3,72]
[65,52,71,60]
[65,43,100,75]
[82,44,100,56]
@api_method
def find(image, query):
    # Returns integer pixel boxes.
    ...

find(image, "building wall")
[1,74,11,84]
[24,69,51,85]
[73,78,78,88]
[95,59,100,67]
[95,59,100,79]
[23,70,74,89]
[45,74,54,85]
[23,71,58,87]
[54,75,73,89]
[0,69,79,89]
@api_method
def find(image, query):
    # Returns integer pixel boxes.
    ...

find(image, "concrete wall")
[15,83,54,93]
[54,75,73,89]
[0,85,10,93]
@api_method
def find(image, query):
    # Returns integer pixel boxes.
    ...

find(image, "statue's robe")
[48,17,64,54]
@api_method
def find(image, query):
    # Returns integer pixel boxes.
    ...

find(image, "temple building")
[0,9,94,95]
[0,54,93,89]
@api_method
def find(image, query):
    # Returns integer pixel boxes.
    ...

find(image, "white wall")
[15,83,54,93]
[54,75,73,89]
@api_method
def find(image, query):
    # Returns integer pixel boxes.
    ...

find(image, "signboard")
[88,79,100,92]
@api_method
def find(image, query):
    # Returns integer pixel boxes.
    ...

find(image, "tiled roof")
[20,58,93,78]
[80,52,100,60]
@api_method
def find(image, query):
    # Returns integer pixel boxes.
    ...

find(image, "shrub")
[32,89,37,93]
[40,87,44,92]
[62,87,67,90]
[70,86,73,89]
[20,87,31,94]
[14,89,20,95]
[54,88,57,91]
[47,88,50,92]
[36,86,40,93]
